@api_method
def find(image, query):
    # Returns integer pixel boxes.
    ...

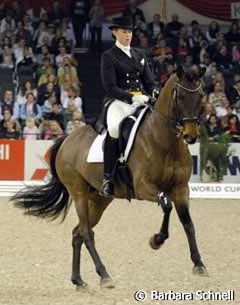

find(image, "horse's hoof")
[100,277,115,289]
[76,282,89,291]
[193,265,209,277]
[149,235,161,250]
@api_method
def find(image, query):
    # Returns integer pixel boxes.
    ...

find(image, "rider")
[99,16,159,198]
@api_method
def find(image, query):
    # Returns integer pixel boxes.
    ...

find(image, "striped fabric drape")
[177,0,235,21]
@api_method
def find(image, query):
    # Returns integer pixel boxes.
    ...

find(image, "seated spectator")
[22,13,34,36]
[15,45,37,82]
[208,81,226,107]
[0,89,19,120]
[215,96,230,118]
[227,79,240,110]
[38,115,50,139]
[57,63,79,86]
[55,46,72,68]
[214,45,233,74]
[23,117,40,140]
[37,81,60,106]
[0,108,21,133]
[0,119,20,139]
[205,21,220,45]
[225,21,240,47]
[17,80,37,106]
[187,28,203,64]
[48,1,66,26]
[0,45,15,69]
[200,101,216,124]
[33,21,50,52]
[205,114,222,142]
[220,106,238,131]
[42,93,60,115]
[19,92,42,125]
[61,84,82,112]
[47,102,65,130]
[59,18,76,49]
[36,45,55,65]
[164,14,184,50]
[15,20,32,47]
[44,119,64,140]
[224,114,240,142]
[147,14,164,44]
[176,37,188,64]
[37,63,56,86]
[63,100,77,126]
[122,0,145,24]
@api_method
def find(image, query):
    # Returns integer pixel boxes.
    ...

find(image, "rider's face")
[113,28,133,46]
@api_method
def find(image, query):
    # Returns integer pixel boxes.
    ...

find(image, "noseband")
[174,82,202,132]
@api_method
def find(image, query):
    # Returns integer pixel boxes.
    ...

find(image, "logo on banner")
[31,149,50,180]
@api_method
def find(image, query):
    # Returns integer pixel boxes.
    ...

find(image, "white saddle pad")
[87,106,149,163]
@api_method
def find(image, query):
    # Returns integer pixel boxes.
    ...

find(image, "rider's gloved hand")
[132,94,149,105]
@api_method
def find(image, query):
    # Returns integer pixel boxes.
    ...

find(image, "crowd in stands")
[0,0,240,142]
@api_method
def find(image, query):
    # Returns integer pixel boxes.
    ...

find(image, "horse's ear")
[198,66,207,79]
[176,65,185,80]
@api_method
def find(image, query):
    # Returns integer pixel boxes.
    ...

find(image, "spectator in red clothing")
[224,114,240,142]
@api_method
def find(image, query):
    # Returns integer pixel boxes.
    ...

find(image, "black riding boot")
[99,134,119,197]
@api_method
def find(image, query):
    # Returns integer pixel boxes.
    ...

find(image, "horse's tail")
[11,135,71,222]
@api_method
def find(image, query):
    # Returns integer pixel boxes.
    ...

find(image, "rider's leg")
[99,100,134,197]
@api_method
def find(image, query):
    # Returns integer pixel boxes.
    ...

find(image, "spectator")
[200,101,216,124]
[227,79,240,110]
[205,114,222,142]
[10,1,25,23]
[208,81,226,106]
[89,0,105,52]
[0,89,19,120]
[0,108,21,133]
[15,20,33,47]
[42,93,60,115]
[0,45,15,69]
[220,106,238,131]
[37,45,54,65]
[214,44,233,74]
[55,46,72,67]
[47,102,65,130]
[147,14,164,44]
[63,100,77,126]
[57,63,79,86]
[23,117,40,139]
[122,0,145,24]
[59,18,76,49]
[44,119,64,140]
[19,92,42,124]
[215,96,230,119]
[165,14,184,50]
[48,1,66,26]
[17,80,37,106]
[70,0,91,47]
[205,21,220,45]
[61,84,82,112]
[0,119,20,139]
[37,81,60,106]
[225,21,240,47]
[224,114,240,142]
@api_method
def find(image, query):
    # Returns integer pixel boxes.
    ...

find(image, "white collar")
[116,40,131,57]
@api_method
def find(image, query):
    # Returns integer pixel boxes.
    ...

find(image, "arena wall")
[0,140,239,198]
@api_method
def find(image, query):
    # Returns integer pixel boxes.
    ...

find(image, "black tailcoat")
[101,45,156,104]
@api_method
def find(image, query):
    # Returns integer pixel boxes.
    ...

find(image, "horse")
[10,65,208,289]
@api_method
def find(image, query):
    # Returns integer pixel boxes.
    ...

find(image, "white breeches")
[107,99,140,138]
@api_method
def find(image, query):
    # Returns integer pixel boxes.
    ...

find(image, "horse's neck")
[154,75,176,119]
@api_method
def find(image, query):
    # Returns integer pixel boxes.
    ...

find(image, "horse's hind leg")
[71,225,87,289]
[73,191,114,288]
[175,202,208,276]
[149,193,173,249]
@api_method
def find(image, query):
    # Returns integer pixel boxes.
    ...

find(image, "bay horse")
[11,65,208,289]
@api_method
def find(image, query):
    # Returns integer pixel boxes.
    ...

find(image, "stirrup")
[99,179,115,198]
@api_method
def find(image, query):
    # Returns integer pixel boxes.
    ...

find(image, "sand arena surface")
[0,197,239,305]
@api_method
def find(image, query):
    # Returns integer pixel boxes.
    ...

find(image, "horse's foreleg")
[71,225,87,289]
[175,204,208,276]
[150,193,172,249]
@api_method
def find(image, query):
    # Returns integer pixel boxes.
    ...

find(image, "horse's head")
[173,65,206,144]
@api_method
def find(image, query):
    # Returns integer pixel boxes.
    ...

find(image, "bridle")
[173,82,202,132]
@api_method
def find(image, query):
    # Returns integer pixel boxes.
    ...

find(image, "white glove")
[132,94,149,105]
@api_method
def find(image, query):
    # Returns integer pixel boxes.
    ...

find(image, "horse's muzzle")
[183,134,198,144]
[182,122,200,144]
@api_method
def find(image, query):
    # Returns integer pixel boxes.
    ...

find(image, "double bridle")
[174,82,202,132]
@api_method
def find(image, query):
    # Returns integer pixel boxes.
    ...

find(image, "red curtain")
[3,0,147,17]
[176,0,235,21]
